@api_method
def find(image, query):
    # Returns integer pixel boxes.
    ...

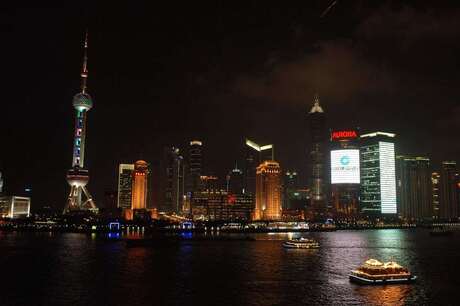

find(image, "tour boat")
[282,237,319,249]
[349,259,417,285]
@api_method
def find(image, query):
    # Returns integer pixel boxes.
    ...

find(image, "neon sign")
[331,130,358,140]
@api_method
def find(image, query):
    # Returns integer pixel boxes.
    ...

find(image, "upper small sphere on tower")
[73,92,93,111]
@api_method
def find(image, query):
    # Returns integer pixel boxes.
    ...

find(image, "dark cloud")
[232,39,395,105]
[232,4,460,107]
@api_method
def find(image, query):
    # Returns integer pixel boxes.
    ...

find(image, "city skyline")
[2,2,460,210]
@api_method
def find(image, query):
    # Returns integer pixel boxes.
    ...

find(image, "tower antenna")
[81,29,89,94]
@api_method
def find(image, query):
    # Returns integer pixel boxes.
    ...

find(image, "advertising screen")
[330,150,360,184]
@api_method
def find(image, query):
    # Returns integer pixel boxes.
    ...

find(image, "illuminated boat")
[349,259,417,285]
[282,237,319,249]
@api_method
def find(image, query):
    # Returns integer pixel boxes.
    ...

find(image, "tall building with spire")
[307,95,327,217]
[64,31,96,212]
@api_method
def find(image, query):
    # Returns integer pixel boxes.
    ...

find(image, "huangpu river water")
[0,229,459,306]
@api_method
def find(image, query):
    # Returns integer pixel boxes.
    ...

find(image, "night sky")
[2,1,460,210]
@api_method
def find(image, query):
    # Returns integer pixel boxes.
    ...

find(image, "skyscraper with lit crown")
[254,160,281,220]
[360,132,397,216]
[132,160,150,210]
[307,95,328,216]
[64,31,96,212]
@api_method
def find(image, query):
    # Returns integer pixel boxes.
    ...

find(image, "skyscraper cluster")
[59,33,459,223]
[307,97,459,222]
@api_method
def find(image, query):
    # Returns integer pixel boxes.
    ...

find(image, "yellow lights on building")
[190,140,202,146]
[131,160,149,210]
[360,131,396,138]
[254,160,281,221]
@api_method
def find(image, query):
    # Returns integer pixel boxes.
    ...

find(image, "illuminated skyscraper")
[227,163,244,195]
[307,95,327,213]
[188,140,203,194]
[225,163,253,221]
[117,164,134,210]
[284,170,299,209]
[431,172,440,219]
[0,196,30,218]
[396,156,432,221]
[64,31,96,212]
[132,160,150,210]
[360,132,397,216]
[254,161,281,220]
[330,129,360,218]
[160,146,184,213]
[439,161,459,220]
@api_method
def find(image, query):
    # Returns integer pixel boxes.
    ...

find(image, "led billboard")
[331,150,360,184]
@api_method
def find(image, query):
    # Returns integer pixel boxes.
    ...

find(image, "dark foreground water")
[0,229,459,306]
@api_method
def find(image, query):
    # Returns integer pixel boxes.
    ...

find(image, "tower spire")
[80,30,89,94]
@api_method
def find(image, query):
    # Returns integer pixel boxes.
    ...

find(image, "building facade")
[307,95,328,215]
[254,161,281,220]
[360,132,397,216]
[330,129,360,219]
[0,196,31,218]
[132,160,150,210]
[188,140,203,195]
[227,165,244,195]
[117,164,134,210]
[396,156,432,221]
[439,161,459,220]
[431,172,441,219]
[284,170,299,210]
[160,146,184,213]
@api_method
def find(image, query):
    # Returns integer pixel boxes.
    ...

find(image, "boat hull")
[282,243,319,249]
[349,274,417,285]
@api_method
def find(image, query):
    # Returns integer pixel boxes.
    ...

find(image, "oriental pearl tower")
[64,31,97,212]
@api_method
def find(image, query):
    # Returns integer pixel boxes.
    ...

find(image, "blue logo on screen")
[340,155,350,166]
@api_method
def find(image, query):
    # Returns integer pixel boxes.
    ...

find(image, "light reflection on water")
[0,229,458,305]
